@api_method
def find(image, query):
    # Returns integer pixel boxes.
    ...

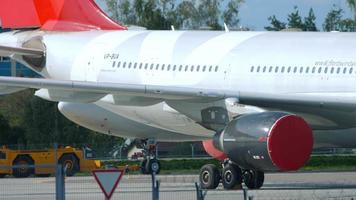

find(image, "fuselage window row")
[250,65,355,75]
[112,61,219,72]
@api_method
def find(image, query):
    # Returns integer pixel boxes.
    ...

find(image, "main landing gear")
[199,161,264,190]
[138,139,161,175]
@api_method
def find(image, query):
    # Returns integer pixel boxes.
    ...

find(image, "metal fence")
[1,166,356,200]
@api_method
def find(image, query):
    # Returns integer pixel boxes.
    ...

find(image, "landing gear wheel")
[13,156,34,178]
[222,164,242,190]
[146,159,161,174]
[59,154,79,177]
[243,170,264,189]
[199,164,221,189]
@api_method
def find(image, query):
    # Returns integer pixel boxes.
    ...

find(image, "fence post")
[152,172,159,200]
[243,188,248,200]
[56,164,65,200]
[191,144,195,158]
[195,182,206,200]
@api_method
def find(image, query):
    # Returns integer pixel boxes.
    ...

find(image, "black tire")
[222,164,242,190]
[0,174,6,178]
[59,154,79,177]
[243,170,264,189]
[199,164,221,189]
[146,159,161,174]
[140,159,149,174]
[13,156,34,178]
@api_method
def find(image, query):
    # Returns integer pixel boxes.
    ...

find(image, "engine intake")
[214,112,313,172]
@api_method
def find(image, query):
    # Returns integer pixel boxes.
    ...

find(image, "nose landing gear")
[139,139,161,175]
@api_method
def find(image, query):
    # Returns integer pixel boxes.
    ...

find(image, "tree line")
[265,6,356,32]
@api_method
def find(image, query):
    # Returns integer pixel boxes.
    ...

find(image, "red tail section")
[0,0,127,31]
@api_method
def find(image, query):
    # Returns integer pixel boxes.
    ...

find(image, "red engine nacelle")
[212,112,314,172]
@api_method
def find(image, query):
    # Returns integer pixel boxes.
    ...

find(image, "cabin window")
[330,67,334,74]
[349,68,353,74]
[287,66,291,73]
[133,63,138,69]
[293,67,297,73]
[324,67,328,74]
[156,64,159,70]
[275,66,279,73]
[112,61,116,68]
[269,66,273,73]
[203,66,207,72]
[179,65,183,71]
[215,66,219,72]
[197,65,200,72]
[123,62,126,68]
[185,65,189,71]
[299,67,303,73]
[343,68,347,74]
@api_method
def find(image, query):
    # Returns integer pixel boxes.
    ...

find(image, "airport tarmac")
[1,172,356,200]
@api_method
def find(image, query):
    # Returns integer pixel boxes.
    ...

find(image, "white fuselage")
[13,30,356,147]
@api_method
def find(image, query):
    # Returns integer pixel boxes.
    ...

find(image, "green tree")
[323,7,343,31]
[173,1,199,29]
[223,0,242,28]
[347,0,356,17]
[287,6,304,30]
[197,0,222,30]
[265,15,286,31]
[304,8,318,31]
[104,0,244,30]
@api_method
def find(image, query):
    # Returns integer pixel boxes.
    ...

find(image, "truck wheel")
[59,154,79,177]
[13,156,34,178]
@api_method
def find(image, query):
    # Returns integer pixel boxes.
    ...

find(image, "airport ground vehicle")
[0,146,101,178]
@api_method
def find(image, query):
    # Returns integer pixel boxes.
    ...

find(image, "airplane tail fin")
[0,0,127,31]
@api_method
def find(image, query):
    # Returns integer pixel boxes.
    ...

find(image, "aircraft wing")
[0,76,234,102]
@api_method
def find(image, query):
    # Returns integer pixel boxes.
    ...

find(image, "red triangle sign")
[92,169,124,199]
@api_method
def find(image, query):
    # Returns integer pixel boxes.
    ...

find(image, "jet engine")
[213,112,313,172]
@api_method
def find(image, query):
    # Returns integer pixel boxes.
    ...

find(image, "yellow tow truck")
[0,145,101,178]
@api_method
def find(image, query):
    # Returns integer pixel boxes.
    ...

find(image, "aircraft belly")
[58,102,208,142]
[95,101,215,138]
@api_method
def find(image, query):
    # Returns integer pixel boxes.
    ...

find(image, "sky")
[239,0,353,30]
[96,0,354,31]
